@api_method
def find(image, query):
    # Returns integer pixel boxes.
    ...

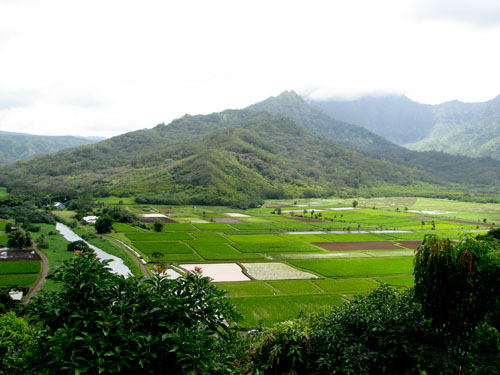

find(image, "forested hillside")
[0,110,443,206]
[0,131,103,162]
[251,91,500,186]
[311,94,500,160]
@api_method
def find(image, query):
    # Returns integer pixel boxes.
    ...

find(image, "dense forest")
[0,131,102,163]
[1,93,500,207]
[0,110,452,208]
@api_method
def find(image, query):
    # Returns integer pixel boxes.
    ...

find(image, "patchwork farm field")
[86,197,495,327]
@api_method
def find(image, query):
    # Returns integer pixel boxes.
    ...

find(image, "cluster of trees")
[6,230,31,250]
[1,233,500,373]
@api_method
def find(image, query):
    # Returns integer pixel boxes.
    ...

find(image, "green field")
[314,278,380,293]
[216,282,277,297]
[225,234,289,243]
[0,219,8,231]
[232,242,320,253]
[0,234,8,246]
[189,242,264,260]
[193,223,236,231]
[290,257,414,277]
[230,294,345,327]
[0,274,38,286]
[126,232,193,241]
[0,261,40,274]
[133,241,194,254]
[268,280,323,294]
[188,232,230,242]
[112,222,141,232]
[22,196,497,327]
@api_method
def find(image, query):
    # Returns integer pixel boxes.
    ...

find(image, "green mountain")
[0,110,444,207]
[249,91,500,186]
[406,97,500,160]
[311,94,500,161]
[0,131,104,163]
[311,95,435,145]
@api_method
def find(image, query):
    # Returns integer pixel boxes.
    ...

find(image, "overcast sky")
[1,0,500,137]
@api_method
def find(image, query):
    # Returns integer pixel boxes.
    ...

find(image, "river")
[56,223,131,277]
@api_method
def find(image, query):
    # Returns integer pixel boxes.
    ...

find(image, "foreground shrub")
[248,319,311,375]
[19,252,241,374]
[309,286,453,375]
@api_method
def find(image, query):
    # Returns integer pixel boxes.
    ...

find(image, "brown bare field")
[312,241,400,251]
[397,240,422,249]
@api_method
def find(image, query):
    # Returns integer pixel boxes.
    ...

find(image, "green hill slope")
[0,110,444,206]
[249,91,500,186]
[311,94,500,161]
[0,131,103,162]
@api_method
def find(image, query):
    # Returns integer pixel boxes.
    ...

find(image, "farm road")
[25,241,49,303]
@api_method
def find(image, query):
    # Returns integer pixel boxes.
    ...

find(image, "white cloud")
[0,0,499,136]
[416,0,500,27]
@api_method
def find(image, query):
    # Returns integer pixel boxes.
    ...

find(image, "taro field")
[0,219,42,299]
[103,198,494,328]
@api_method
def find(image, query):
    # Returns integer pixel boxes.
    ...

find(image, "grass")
[376,275,415,287]
[279,234,331,242]
[317,233,386,242]
[232,242,321,253]
[230,294,344,328]
[161,223,197,231]
[188,232,229,242]
[95,196,136,205]
[314,278,380,293]
[112,222,142,232]
[189,242,264,260]
[290,257,414,277]
[215,281,277,297]
[225,234,289,243]
[193,223,236,231]
[146,252,203,262]
[0,220,8,231]
[0,261,40,275]
[132,241,194,254]
[126,232,193,241]
[0,187,8,198]
[0,234,8,247]
[231,223,276,231]
[268,280,323,294]
[0,274,38,286]
[29,224,74,291]
[272,223,318,230]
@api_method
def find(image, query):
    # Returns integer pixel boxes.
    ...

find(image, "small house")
[53,202,66,210]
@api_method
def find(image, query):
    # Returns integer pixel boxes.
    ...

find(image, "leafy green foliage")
[308,287,454,375]
[21,252,241,374]
[66,240,91,253]
[94,215,113,234]
[102,206,137,223]
[414,235,500,366]
[0,311,33,373]
[7,230,31,249]
[152,220,164,232]
[248,320,311,375]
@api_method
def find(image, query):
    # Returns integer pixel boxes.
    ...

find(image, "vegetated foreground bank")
[2,231,500,374]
